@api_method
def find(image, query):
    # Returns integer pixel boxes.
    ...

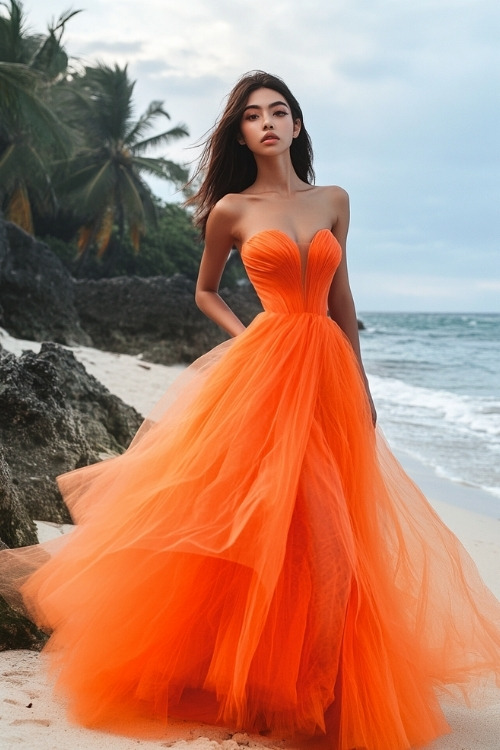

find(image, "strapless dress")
[0,229,499,750]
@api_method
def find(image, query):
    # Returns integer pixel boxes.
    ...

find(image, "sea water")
[360,313,500,514]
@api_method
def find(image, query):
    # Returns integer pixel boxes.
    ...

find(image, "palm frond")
[95,205,114,257]
[123,170,157,227]
[132,155,188,185]
[0,140,53,208]
[6,182,33,233]
[0,0,27,63]
[30,28,69,81]
[0,142,17,189]
[118,166,147,224]
[64,159,114,211]
[24,141,58,210]
[0,60,40,107]
[125,100,171,143]
[132,124,189,154]
[0,61,72,154]
[81,64,135,143]
[77,223,94,255]
[51,8,83,37]
[129,223,141,252]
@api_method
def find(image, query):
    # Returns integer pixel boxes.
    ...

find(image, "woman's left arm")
[328,188,377,425]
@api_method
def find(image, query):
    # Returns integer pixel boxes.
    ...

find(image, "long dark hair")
[187,71,315,236]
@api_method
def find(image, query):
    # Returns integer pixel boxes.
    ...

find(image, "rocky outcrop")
[0,342,142,525]
[0,220,91,346]
[74,275,263,364]
[0,342,143,650]
[0,596,48,652]
[0,449,38,549]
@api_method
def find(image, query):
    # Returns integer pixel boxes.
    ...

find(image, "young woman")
[1,71,499,750]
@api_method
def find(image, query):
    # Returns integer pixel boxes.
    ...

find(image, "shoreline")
[394,448,500,598]
[393,445,500,519]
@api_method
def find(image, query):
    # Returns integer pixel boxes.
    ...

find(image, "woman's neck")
[247,154,305,197]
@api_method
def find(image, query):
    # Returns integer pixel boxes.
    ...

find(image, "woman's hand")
[367,390,377,427]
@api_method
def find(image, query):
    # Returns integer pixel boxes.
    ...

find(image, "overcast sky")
[22,0,500,312]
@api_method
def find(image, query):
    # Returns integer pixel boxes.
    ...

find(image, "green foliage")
[1,2,190,276]
[42,233,80,268]
[1,4,245,290]
[140,203,203,279]
[50,202,201,280]
[0,1,74,231]
[53,63,189,267]
[45,201,247,289]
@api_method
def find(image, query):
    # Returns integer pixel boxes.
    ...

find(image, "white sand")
[1,329,499,749]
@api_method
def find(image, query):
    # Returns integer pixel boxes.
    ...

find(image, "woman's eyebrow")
[243,100,290,112]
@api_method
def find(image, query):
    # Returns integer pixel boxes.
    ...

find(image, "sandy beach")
[0,330,499,749]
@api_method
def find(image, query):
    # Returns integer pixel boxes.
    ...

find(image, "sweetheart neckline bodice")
[242,227,337,253]
[241,228,341,289]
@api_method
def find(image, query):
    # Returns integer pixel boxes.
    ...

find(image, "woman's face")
[238,87,301,155]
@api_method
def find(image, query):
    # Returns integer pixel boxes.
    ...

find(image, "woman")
[1,71,499,750]
[192,74,376,423]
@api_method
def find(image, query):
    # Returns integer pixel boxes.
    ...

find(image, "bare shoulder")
[318,184,349,205]
[205,194,242,243]
[332,187,349,226]
[209,193,243,223]
[309,185,349,234]
[208,193,249,234]
[314,186,350,243]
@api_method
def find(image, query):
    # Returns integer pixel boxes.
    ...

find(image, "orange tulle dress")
[1,229,500,750]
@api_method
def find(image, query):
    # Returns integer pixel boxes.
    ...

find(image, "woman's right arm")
[195,200,246,337]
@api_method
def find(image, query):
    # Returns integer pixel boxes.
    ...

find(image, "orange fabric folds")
[1,229,499,750]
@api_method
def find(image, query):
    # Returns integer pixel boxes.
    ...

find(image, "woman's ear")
[237,133,246,145]
[293,119,301,139]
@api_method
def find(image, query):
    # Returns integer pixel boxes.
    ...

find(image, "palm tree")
[60,64,189,270]
[0,0,77,232]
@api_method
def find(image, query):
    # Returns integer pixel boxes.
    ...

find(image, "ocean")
[359,312,500,515]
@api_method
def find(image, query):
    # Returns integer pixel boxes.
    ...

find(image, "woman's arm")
[328,189,377,425]
[195,200,246,337]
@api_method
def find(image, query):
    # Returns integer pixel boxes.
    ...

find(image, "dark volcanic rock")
[0,342,142,650]
[0,596,48,651]
[0,219,90,346]
[75,274,263,364]
[0,342,142,524]
[0,216,7,326]
[0,448,38,548]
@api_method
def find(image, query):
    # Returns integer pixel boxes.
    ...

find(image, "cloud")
[76,40,144,56]
[19,0,500,311]
[477,280,500,292]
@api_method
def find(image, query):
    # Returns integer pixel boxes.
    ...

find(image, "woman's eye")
[274,110,288,116]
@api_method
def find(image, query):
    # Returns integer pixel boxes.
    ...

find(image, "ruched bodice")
[241,228,341,315]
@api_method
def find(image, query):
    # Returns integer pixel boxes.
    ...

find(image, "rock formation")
[0,449,38,549]
[0,342,143,648]
[0,220,90,346]
[0,343,142,525]
[74,274,263,364]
